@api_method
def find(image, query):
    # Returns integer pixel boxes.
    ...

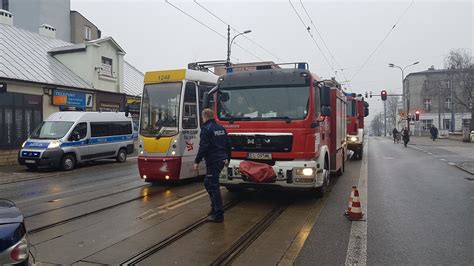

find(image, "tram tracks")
[27,185,169,235]
[120,199,243,265]
[120,199,291,266]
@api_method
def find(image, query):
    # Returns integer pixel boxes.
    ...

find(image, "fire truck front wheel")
[225,185,244,193]
[315,161,330,198]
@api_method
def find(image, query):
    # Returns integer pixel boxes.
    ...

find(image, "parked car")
[18,112,135,171]
[0,199,29,265]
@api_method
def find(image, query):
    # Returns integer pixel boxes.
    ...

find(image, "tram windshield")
[140,82,181,137]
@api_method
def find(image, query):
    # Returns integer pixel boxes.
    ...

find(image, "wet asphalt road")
[368,137,474,265]
[2,138,471,265]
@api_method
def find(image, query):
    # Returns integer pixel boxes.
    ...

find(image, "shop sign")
[52,89,86,109]
[126,97,141,113]
[99,101,120,112]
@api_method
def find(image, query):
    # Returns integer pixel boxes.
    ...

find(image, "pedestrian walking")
[429,125,438,141]
[402,127,410,147]
[392,128,399,143]
[194,108,232,223]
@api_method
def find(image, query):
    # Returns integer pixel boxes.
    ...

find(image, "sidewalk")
[408,136,474,174]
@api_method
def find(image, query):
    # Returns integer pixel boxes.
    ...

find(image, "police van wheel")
[61,154,76,171]
[116,148,127,163]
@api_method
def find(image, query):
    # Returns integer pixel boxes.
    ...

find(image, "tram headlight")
[165,175,170,180]
[142,175,147,179]
[295,167,315,176]
[171,150,176,155]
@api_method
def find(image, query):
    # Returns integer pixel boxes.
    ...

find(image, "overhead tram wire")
[288,0,338,80]
[350,0,415,82]
[165,0,264,62]
[194,0,281,61]
[298,0,352,91]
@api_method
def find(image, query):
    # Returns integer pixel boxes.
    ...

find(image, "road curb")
[456,163,474,175]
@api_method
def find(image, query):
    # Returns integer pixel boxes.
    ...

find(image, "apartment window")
[84,26,91,40]
[100,57,113,77]
[421,119,433,131]
[462,119,471,127]
[424,99,431,111]
[443,119,451,130]
[445,98,452,110]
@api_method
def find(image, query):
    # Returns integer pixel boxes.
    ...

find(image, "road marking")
[383,156,395,160]
[448,162,456,166]
[427,152,433,155]
[440,158,447,162]
[345,140,368,265]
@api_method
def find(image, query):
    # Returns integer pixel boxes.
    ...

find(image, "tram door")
[180,81,202,178]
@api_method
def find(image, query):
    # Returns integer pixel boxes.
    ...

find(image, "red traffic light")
[381,90,387,101]
[415,110,420,121]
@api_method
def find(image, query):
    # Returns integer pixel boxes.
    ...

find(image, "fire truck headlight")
[295,167,315,176]
[350,136,358,142]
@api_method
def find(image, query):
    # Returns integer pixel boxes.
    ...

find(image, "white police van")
[18,112,134,171]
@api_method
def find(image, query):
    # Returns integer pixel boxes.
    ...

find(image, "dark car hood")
[0,199,23,224]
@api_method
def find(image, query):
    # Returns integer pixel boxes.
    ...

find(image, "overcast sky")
[71,0,473,116]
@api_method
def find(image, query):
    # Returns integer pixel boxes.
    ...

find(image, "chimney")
[0,9,13,26]
[39,24,56,38]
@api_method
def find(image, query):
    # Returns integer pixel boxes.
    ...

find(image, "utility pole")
[438,84,441,130]
[226,25,231,67]
[384,100,387,136]
[450,73,455,132]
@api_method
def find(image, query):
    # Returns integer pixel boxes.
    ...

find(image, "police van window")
[70,122,87,140]
[183,82,198,129]
[91,122,132,137]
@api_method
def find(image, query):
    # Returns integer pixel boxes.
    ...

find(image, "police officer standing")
[194,108,231,223]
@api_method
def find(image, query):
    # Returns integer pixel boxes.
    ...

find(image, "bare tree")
[386,96,401,131]
[444,48,474,131]
[370,113,384,136]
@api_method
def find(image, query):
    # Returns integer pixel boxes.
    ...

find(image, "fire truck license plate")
[247,152,272,160]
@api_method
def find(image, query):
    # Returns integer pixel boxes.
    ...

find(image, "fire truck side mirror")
[364,107,369,117]
[321,106,331,117]
[320,86,331,106]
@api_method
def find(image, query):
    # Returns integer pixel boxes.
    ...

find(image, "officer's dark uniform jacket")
[195,119,232,165]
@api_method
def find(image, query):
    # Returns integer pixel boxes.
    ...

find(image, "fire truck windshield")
[140,82,181,137]
[217,85,310,121]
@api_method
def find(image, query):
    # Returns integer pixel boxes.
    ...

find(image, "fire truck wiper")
[264,116,292,123]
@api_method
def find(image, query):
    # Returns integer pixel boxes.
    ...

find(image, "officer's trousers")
[205,160,225,219]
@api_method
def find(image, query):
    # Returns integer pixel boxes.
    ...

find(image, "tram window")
[183,82,198,129]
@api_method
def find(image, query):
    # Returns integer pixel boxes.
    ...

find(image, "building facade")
[1,0,71,42]
[70,10,101,44]
[405,66,472,134]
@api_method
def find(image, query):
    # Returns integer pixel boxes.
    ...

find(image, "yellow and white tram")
[138,69,218,182]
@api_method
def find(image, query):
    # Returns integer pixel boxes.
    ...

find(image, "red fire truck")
[206,63,347,196]
[345,93,369,160]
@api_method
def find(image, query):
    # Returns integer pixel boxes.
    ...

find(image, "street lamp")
[388,61,419,131]
[226,25,252,67]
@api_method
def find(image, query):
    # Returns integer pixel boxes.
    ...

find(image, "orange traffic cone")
[347,186,356,213]
[347,188,364,220]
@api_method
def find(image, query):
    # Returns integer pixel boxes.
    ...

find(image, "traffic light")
[415,110,420,121]
[381,90,387,101]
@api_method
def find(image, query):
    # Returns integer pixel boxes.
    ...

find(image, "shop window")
[0,92,42,149]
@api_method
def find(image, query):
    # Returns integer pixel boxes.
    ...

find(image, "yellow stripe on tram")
[142,136,173,153]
